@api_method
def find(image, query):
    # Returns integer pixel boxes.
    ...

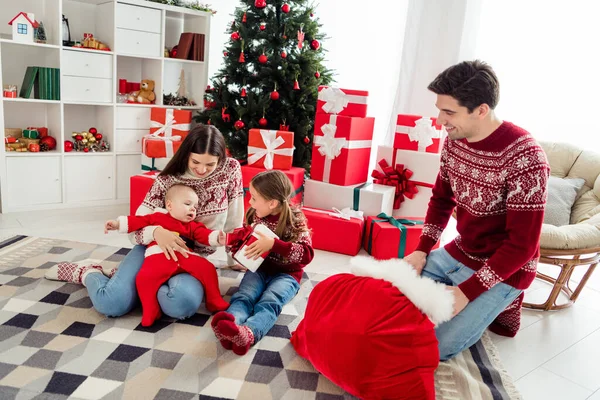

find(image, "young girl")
[211,170,314,355]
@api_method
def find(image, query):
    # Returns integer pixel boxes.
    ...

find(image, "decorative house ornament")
[8,12,39,43]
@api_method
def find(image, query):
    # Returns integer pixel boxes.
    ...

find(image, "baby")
[105,184,228,326]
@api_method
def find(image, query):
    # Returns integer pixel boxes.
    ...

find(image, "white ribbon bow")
[303,207,364,220]
[318,87,350,114]
[149,109,191,138]
[408,117,438,151]
[247,130,295,170]
[314,124,347,160]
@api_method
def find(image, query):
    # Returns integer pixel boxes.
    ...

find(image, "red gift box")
[363,214,438,260]
[311,113,374,186]
[394,115,445,153]
[247,129,294,170]
[27,126,48,138]
[149,108,192,139]
[241,165,304,212]
[317,86,368,118]
[129,171,160,215]
[228,224,279,272]
[142,136,182,158]
[303,207,365,256]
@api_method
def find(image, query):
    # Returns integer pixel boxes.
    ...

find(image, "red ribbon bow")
[371,159,433,209]
[226,226,254,253]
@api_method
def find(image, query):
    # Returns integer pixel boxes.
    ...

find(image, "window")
[17,23,27,35]
[472,0,600,149]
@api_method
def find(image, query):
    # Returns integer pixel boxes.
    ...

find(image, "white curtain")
[471,0,600,149]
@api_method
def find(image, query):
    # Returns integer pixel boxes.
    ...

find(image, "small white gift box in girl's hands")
[227,224,279,272]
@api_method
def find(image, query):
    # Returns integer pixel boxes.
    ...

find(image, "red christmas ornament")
[170,46,178,58]
[293,79,300,90]
[242,12,247,23]
[234,119,245,130]
[255,0,266,8]
[270,90,279,100]
[28,143,40,152]
[259,117,268,127]
[64,140,73,152]
[282,3,290,13]
[279,123,289,131]
[239,51,245,62]
[310,12,314,17]
[83,147,90,153]
[303,136,310,144]
[315,70,321,78]
[241,87,247,97]
[310,39,320,50]
[205,85,212,92]
[260,22,266,31]
[95,133,103,141]
[89,127,98,134]
[75,135,83,141]
[40,136,57,150]
[223,51,229,56]
[222,107,231,122]
[258,53,268,64]
[207,119,212,125]
[231,31,240,40]
[281,50,287,58]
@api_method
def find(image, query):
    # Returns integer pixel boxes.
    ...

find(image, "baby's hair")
[246,170,308,241]
[166,184,197,202]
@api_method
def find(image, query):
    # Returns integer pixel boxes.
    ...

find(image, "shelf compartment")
[63,103,114,153]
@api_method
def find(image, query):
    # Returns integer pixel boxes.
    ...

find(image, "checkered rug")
[0,236,521,400]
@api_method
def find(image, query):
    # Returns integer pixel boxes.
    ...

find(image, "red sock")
[218,320,254,355]
[489,292,524,337]
[211,312,235,350]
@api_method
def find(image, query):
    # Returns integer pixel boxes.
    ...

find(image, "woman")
[45,125,244,320]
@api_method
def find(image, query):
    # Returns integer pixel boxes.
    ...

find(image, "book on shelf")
[19,67,39,99]
[176,32,194,60]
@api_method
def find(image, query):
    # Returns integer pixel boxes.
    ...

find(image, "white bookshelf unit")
[0,0,210,213]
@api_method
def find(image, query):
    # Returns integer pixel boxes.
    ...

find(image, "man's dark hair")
[427,60,500,112]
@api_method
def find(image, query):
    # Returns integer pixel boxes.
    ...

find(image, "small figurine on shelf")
[75,33,110,51]
[9,12,39,43]
[127,80,156,104]
[34,21,47,44]
[71,127,110,152]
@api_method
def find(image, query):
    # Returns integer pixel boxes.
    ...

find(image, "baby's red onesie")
[118,209,229,326]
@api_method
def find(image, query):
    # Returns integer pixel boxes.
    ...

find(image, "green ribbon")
[352,182,370,211]
[367,212,423,258]
[141,158,158,171]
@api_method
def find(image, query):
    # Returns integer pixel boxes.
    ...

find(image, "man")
[404,60,550,360]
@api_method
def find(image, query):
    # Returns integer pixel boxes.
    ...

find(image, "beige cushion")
[538,141,600,250]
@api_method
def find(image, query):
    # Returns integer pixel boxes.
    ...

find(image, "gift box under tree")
[303,207,365,256]
[241,165,304,212]
[372,146,440,217]
[247,129,294,170]
[130,171,160,215]
[303,179,395,217]
[143,107,192,158]
[364,213,438,260]
[316,86,369,118]
[394,115,445,153]
[311,113,374,186]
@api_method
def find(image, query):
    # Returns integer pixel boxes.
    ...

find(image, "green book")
[20,67,39,99]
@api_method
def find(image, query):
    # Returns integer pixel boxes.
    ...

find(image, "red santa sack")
[290,256,454,400]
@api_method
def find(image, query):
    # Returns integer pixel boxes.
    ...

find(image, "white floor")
[1,204,600,400]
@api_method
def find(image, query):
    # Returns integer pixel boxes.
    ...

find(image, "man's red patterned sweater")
[416,122,550,336]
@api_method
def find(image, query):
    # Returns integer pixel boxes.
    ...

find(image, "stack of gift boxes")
[128,90,446,262]
[302,86,445,259]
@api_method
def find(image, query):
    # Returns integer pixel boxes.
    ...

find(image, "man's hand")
[154,227,189,261]
[244,231,275,260]
[448,286,469,317]
[403,250,428,275]
[217,231,226,246]
[104,220,119,234]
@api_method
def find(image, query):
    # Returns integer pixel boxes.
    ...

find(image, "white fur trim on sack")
[350,256,454,326]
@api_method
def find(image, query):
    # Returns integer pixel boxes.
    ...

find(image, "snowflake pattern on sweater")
[417,122,550,300]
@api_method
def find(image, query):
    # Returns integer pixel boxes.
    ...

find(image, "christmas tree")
[195,0,333,171]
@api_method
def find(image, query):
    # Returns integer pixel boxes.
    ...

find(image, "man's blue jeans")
[84,245,205,319]
[227,270,300,342]
[422,248,522,360]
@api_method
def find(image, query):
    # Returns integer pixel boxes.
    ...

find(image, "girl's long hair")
[245,170,308,242]
[160,124,227,177]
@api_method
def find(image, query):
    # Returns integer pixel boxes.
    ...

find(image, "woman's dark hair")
[160,124,227,177]
[427,60,500,112]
